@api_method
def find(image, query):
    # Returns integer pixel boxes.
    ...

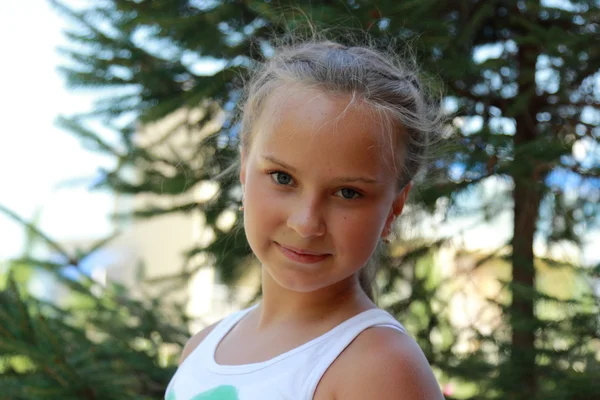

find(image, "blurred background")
[1,1,598,399]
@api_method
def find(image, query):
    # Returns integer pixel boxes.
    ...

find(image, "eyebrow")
[261,155,379,184]
[262,155,297,172]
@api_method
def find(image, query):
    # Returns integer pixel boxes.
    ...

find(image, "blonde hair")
[238,37,443,301]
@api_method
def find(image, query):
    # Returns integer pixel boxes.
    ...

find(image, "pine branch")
[0,205,71,262]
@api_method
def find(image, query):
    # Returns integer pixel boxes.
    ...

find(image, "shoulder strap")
[181,305,257,368]
[302,309,407,399]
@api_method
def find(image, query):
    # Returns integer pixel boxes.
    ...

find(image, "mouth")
[274,242,331,264]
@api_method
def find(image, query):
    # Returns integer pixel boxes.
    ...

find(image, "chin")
[259,251,333,293]
[266,267,333,293]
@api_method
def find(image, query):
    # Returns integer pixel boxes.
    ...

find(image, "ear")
[382,181,413,238]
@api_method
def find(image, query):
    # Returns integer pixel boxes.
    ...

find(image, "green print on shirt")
[166,385,239,400]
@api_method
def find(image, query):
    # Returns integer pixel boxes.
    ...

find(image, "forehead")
[251,86,398,179]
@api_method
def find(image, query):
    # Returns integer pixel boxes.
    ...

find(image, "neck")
[255,270,375,329]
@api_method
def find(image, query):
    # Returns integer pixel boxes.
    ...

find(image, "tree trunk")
[509,31,542,397]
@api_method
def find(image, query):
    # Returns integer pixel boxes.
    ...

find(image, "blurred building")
[106,106,258,332]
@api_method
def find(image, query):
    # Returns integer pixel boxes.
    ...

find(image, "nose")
[287,200,326,238]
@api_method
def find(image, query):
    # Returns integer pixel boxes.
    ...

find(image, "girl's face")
[240,86,411,294]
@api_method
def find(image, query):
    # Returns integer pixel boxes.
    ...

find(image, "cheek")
[243,172,283,238]
[333,209,386,257]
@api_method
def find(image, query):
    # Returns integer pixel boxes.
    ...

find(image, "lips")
[275,242,331,264]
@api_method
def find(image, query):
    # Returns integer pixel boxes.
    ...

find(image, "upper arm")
[333,328,444,400]
[178,320,221,366]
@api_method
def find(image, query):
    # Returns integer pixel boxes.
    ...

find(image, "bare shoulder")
[178,320,221,365]
[330,326,444,400]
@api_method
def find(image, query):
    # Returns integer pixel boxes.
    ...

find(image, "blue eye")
[336,188,361,200]
[270,171,293,186]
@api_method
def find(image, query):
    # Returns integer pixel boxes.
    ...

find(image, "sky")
[0,1,115,259]
[0,1,597,267]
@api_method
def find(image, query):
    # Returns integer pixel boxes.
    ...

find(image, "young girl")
[166,38,445,400]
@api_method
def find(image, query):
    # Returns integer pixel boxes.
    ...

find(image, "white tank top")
[165,305,407,400]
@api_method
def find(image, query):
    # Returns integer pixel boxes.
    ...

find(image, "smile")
[275,242,331,264]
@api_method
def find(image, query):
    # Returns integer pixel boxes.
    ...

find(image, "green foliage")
[0,267,187,400]
[0,203,189,399]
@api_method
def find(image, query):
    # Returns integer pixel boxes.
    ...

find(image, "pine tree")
[388,2,600,398]
[0,272,188,399]
[0,205,189,399]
